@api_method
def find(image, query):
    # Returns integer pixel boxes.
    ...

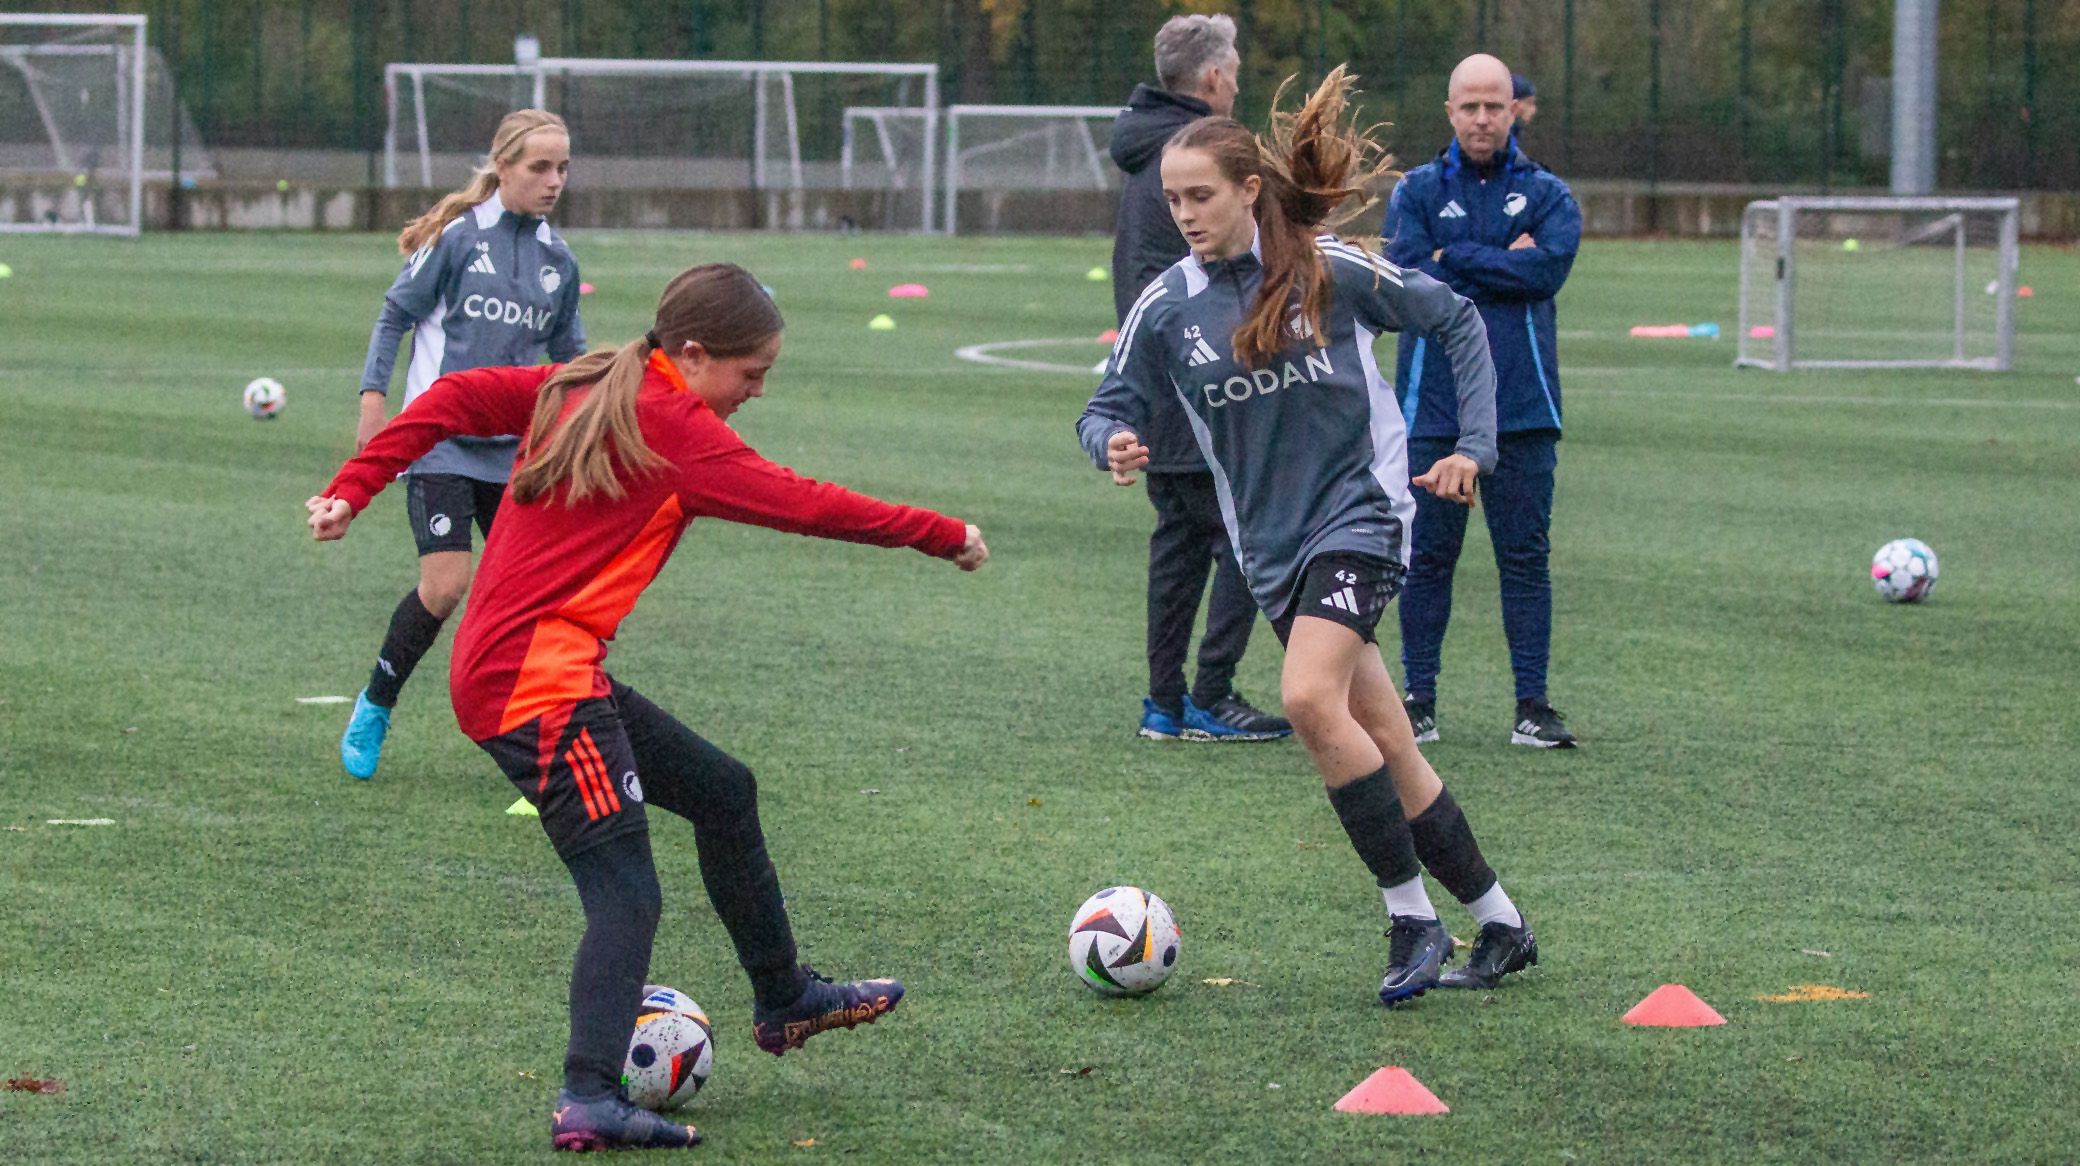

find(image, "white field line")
[951,337,2079,410]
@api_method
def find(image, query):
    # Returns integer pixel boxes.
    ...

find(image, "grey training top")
[1078,233,1497,619]
[360,192,585,481]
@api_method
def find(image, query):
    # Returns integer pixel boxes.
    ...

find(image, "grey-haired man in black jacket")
[1105,13,1289,743]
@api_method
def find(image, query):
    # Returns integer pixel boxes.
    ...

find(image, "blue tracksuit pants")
[1400,431,1558,703]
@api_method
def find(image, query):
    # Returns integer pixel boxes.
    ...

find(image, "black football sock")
[561,831,663,1097]
[1406,786,1499,903]
[1325,765,1422,889]
[365,588,444,708]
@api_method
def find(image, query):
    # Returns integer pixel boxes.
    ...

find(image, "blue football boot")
[340,689,392,780]
[550,1088,700,1152]
[1137,697,1185,741]
[1181,692,1293,742]
[1378,915,1451,1005]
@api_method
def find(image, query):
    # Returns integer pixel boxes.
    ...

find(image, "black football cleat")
[1510,699,1576,748]
[1439,919,1538,990]
[1378,915,1451,1005]
[550,1087,700,1153]
[1182,691,1293,741]
[752,967,903,1056]
[1404,695,1438,744]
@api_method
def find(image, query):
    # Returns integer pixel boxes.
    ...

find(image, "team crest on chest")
[540,265,562,294]
[1504,192,1528,216]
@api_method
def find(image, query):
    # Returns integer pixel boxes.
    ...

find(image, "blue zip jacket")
[1382,137,1577,440]
[361,191,585,481]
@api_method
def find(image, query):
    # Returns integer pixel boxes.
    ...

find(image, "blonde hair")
[1166,67,1397,367]
[510,264,783,507]
[396,109,568,255]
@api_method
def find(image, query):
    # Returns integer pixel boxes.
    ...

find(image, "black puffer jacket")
[1107,84,1212,472]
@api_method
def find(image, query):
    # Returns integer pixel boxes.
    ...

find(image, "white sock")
[1380,875,1437,920]
[1467,882,1523,929]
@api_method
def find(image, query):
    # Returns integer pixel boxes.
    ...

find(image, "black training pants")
[1145,470,1257,708]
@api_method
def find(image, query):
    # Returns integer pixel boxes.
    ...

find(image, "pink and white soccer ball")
[1871,538,1938,603]
[622,985,713,1111]
[1068,885,1181,997]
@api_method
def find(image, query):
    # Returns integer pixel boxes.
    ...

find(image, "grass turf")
[1,230,2076,1163]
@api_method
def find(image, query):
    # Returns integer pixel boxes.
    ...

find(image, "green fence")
[28,0,2080,190]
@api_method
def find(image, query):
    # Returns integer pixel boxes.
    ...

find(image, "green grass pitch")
[2,229,2076,1163]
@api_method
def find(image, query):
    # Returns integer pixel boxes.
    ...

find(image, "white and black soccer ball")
[1871,538,1939,603]
[242,376,285,419]
[622,985,713,1111]
[1068,886,1180,997]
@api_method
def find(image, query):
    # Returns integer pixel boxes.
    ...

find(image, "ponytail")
[509,340,665,506]
[1167,67,1396,368]
[509,263,783,507]
[397,109,569,255]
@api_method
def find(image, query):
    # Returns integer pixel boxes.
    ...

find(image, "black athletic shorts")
[406,472,505,556]
[478,696,649,860]
[1269,551,1405,646]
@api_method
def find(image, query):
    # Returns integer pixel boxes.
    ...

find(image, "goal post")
[942,104,1122,235]
[0,13,145,235]
[1736,196,2020,372]
[385,58,940,232]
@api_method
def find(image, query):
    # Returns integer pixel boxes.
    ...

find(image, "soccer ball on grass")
[621,985,713,1111]
[242,376,285,419]
[1871,538,1938,603]
[1068,885,1180,997]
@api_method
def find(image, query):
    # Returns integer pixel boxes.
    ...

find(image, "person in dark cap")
[1511,73,1538,132]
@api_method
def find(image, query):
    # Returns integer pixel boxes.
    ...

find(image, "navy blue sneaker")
[752,968,903,1056]
[550,1087,700,1152]
[1378,915,1451,1005]
[1182,692,1292,742]
[1137,697,1184,741]
[340,689,391,780]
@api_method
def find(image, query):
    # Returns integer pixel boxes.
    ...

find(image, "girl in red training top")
[307,263,989,1153]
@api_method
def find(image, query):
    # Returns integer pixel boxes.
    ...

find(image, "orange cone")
[1333,1066,1449,1115]
[1099,328,1119,344]
[1622,984,1726,1027]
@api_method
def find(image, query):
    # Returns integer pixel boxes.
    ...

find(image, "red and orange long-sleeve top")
[324,353,969,742]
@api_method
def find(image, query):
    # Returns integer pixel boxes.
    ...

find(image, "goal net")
[386,59,938,231]
[0,14,192,235]
[942,104,1121,235]
[1737,197,2019,372]
[839,106,934,230]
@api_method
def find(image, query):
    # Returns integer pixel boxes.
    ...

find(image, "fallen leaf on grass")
[5,1076,64,1094]
[1026,798,1042,807]
[792,1138,817,1148]
[515,1070,538,1080]
[1201,978,1256,988]
[1756,984,1869,1003]
[1057,1066,1094,1076]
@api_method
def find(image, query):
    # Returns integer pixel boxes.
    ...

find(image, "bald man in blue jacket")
[1384,54,1579,749]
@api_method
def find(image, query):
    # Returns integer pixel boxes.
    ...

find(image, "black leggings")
[480,680,801,1097]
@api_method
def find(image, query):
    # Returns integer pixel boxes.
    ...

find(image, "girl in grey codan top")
[1078,69,1538,1000]
[338,109,586,781]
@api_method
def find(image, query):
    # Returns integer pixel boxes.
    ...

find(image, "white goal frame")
[0,12,146,236]
[385,58,940,232]
[1736,196,2020,372]
[941,104,1121,235]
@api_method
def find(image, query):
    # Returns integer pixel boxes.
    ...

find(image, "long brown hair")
[1166,67,1396,367]
[396,109,568,255]
[509,264,783,506]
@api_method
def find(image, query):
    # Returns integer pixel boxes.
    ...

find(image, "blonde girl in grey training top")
[340,109,586,780]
